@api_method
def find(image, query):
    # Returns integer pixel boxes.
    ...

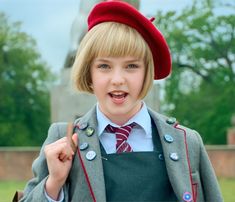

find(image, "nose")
[111,68,125,86]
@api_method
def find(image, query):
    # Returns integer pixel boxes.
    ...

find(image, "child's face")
[91,56,145,124]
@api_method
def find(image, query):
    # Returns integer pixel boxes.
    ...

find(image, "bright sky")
[0,0,228,73]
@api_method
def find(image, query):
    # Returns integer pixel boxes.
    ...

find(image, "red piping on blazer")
[193,182,198,201]
[174,123,196,202]
[76,146,96,202]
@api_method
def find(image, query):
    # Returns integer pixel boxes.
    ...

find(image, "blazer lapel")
[148,109,194,202]
[74,106,106,202]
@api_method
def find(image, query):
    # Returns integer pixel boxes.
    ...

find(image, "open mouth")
[109,92,128,99]
[108,92,128,104]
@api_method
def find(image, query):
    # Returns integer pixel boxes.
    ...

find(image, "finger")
[58,152,66,161]
[59,155,69,162]
[59,151,74,162]
[45,140,73,159]
[46,137,68,149]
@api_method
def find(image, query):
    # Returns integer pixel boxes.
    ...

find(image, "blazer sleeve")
[196,132,224,202]
[20,123,69,202]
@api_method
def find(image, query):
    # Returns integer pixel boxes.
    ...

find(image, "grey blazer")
[20,106,223,202]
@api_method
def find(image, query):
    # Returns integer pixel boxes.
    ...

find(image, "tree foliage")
[0,12,54,146]
[155,1,235,144]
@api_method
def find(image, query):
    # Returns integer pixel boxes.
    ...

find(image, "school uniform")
[20,104,223,202]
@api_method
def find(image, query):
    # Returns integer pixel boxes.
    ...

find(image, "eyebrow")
[94,58,110,63]
[94,58,142,63]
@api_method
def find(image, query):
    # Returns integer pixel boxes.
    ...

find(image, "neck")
[101,102,143,126]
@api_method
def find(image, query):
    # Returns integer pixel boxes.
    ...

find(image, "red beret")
[87,0,171,80]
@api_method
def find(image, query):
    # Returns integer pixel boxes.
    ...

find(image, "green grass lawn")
[219,178,235,202]
[0,178,235,202]
[0,181,26,202]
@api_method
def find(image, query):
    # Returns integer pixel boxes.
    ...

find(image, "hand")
[44,133,78,200]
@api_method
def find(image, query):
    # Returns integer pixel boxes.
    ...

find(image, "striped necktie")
[106,123,135,153]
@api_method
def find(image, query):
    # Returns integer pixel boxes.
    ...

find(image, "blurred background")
[0,0,235,201]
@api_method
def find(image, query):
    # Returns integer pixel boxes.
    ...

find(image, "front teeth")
[109,92,126,98]
[112,92,124,96]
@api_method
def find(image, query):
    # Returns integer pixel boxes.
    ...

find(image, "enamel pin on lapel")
[182,192,192,202]
[79,142,89,151]
[85,126,95,137]
[86,150,97,161]
[164,134,174,143]
[158,153,164,161]
[166,117,177,125]
[78,122,88,130]
[169,152,179,161]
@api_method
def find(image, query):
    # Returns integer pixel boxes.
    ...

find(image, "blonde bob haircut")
[71,22,154,99]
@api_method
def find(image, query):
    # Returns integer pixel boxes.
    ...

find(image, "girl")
[21,1,223,202]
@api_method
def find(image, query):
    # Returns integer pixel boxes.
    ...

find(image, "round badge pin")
[79,122,88,130]
[164,134,174,143]
[86,151,97,161]
[166,117,176,125]
[79,142,89,151]
[158,153,164,161]
[170,152,179,161]
[182,192,192,202]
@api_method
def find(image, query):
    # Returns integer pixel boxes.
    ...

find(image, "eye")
[98,64,110,69]
[127,64,138,69]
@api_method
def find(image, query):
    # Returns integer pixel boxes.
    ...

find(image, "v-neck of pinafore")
[100,120,177,202]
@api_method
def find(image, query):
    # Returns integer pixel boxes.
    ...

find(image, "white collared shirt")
[97,102,154,154]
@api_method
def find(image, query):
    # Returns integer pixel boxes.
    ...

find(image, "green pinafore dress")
[100,122,178,201]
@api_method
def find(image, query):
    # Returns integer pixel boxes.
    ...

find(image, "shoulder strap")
[12,190,23,202]
[66,122,77,153]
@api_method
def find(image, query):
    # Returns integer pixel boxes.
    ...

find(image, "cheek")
[135,72,145,86]
[91,75,108,93]
[133,74,145,95]
[91,73,99,86]
[92,75,106,86]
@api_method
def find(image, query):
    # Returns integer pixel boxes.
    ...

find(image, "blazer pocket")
[192,172,204,202]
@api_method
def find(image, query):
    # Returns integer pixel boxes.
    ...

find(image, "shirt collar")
[96,102,152,138]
